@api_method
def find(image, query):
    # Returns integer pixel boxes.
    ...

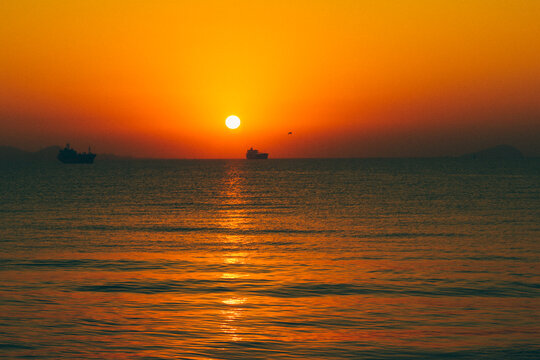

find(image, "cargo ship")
[57,144,96,164]
[246,147,268,159]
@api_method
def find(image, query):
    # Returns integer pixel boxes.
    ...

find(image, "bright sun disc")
[226,115,240,129]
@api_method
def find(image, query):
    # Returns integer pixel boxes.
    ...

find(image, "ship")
[57,144,96,164]
[246,147,268,159]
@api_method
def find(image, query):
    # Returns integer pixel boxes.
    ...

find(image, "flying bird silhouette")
[288,131,292,135]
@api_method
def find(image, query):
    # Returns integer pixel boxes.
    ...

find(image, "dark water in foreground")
[1,159,539,359]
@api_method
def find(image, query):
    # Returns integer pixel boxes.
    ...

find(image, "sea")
[1,158,539,359]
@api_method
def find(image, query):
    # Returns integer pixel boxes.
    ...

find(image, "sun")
[225,115,241,129]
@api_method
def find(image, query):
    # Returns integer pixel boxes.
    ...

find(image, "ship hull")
[57,154,96,164]
[246,153,268,159]
[57,145,96,164]
[246,148,268,159]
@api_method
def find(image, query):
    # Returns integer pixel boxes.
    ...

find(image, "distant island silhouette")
[0,145,131,163]
[0,145,62,162]
[459,144,525,160]
[0,144,530,162]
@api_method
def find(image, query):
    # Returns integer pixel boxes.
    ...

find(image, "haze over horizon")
[1,0,540,158]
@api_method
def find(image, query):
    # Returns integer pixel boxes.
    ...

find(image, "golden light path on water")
[218,163,250,343]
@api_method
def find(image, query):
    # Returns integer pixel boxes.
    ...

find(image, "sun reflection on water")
[222,252,249,264]
[219,308,244,342]
[218,163,250,231]
[218,251,250,343]
[217,163,253,343]
[221,272,248,279]
[222,297,247,306]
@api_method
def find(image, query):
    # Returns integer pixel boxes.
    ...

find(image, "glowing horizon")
[1,0,540,158]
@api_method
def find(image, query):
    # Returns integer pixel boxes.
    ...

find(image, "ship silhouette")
[57,144,96,164]
[246,147,268,159]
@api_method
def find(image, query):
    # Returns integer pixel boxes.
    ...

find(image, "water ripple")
[72,279,540,298]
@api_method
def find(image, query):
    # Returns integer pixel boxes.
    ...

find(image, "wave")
[72,279,540,298]
[0,259,189,271]
[33,224,467,239]
[70,224,333,235]
[0,259,273,273]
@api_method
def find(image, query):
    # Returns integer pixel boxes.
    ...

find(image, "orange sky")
[1,0,539,158]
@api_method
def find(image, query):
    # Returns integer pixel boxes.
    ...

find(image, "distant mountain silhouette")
[0,146,61,162]
[0,144,528,162]
[98,153,134,160]
[460,145,524,160]
[34,146,63,160]
[0,145,133,163]
[0,146,31,161]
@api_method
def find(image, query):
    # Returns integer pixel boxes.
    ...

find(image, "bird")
[288,131,292,135]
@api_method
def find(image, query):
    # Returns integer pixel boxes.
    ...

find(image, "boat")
[246,147,268,159]
[57,144,96,164]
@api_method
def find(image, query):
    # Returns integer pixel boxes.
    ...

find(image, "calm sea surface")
[1,159,539,359]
